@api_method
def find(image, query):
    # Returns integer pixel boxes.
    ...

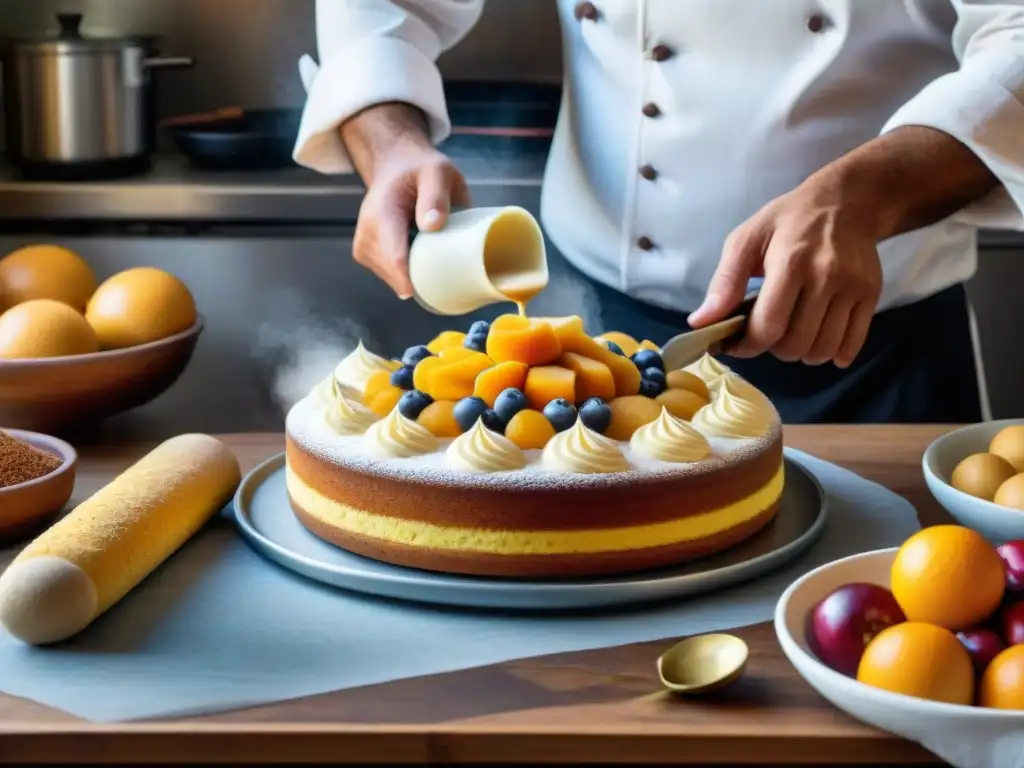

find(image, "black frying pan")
[165,107,301,170]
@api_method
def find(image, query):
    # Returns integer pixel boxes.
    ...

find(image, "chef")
[293,0,1024,424]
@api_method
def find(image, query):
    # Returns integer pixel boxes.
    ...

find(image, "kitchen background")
[0,0,1020,433]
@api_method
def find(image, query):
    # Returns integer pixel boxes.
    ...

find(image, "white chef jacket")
[294,0,1024,315]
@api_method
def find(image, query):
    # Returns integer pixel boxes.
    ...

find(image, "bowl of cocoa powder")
[0,428,76,544]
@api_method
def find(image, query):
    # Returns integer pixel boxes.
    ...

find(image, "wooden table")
[0,426,956,765]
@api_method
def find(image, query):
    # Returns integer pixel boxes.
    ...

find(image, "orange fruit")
[0,244,96,312]
[890,525,1005,630]
[0,299,98,358]
[85,267,196,349]
[979,645,1024,710]
[857,622,974,705]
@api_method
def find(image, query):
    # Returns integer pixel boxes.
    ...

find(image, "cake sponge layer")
[293,500,781,578]
[286,462,783,557]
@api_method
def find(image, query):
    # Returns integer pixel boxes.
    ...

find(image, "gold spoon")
[656,633,749,695]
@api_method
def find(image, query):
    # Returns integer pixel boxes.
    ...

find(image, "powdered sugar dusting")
[286,395,781,491]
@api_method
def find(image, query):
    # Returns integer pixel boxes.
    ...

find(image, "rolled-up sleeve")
[294,0,485,174]
[883,2,1024,230]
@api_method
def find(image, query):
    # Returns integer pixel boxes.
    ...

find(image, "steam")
[252,267,603,417]
[253,289,369,414]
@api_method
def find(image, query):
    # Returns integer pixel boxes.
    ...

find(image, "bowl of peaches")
[0,244,202,432]
[775,526,1024,754]
[923,420,1024,543]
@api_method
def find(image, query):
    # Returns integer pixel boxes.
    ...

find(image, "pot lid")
[5,13,152,54]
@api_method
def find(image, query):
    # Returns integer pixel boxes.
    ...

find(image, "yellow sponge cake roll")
[0,434,241,645]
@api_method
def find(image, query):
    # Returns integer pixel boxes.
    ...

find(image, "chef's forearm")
[807,125,999,242]
[340,102,434,183]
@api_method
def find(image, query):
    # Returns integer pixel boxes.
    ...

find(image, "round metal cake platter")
[233,450,827,611]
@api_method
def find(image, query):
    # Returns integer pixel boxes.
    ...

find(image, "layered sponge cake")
[285,315,784,578]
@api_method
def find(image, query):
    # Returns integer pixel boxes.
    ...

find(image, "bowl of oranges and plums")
[923,420,1024,543]
[775,526,1024,748]
[0,244,202,432]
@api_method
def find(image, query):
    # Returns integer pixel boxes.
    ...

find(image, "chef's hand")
[342,104,471,298]
[687,180,883,369]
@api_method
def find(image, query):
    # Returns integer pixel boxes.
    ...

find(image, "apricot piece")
[491,314,531,331]
[486,314,562,366]
[506,408,557,450]
[417,400,462,437]
[524,365,577,411]
[363,370,393,406]
[594,331,640,357]
[438,345,478,362]
[638,339,660,352]
[656,389,708,420]
[430,351,493,401]
[473,360,529,406]
[533,315,585,336]
[369,385,404,418]
[427,331,467,354]
[413,356,446,394]
[554,330,641,397]
[605,395,662,441]
[559,352,615,402]
[665,369,711,400]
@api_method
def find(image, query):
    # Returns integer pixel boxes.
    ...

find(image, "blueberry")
[605,340,625,356]
[463,332,488,353]
[638,379,664,398]
[398,390,433,420]
[390,365,415,390]
[481,408,507,434]
[454,396,489,432]
[578,397,612,434]
[643,367,666,387]
[543,398,578,433]
[401,344,433,367]
[468,320,491,337]
[632,349,664,371]
[493,387,528,423]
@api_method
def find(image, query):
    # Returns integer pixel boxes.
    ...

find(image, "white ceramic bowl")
[923,419,1024,544]
[775,548,1023,759]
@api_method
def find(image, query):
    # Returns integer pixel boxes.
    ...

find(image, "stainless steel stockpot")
[2,12,194,179]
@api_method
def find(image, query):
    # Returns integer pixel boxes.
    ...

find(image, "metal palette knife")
[660,294,758,371]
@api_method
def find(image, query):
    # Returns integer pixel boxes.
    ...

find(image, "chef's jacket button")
[636,236,655,251]
[574,1,599,21]
[642,102,662,118]
[650,44,675,62]
[807,14,828,32]
[639,164,657,181]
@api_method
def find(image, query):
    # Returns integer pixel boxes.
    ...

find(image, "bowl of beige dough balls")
[923,420,1024,543]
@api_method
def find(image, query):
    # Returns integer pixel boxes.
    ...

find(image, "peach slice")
[559,352,615,402]
[430,350,493,401]
[594,331,640,357]
[417,400,462,437]
[427,331,467,354]
[524,365,576,411]
[413,356,446,394]
[637,339,660,352]
[369,385,404,418]
[533,315,585,336]
[437,345,479,362]
[656,389,708,420]
[553,330,641,397]
[486,314,562,366]
[605,395,662,440]
[363,370,393,406]
[666,369,711,400]
[473,360,529,406]
[506,408,557,450]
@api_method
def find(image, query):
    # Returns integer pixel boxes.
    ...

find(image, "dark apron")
[568,265,981,424]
